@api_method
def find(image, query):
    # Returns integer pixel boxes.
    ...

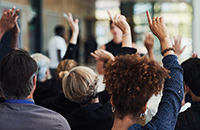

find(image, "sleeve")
[120,47,137,55]
[146,55,184,130]
[60,116,71,130]
[62,43,77,60]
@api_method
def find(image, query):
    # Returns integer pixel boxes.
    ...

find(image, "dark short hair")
[181,57,200,96]
[54,25,65,35]
[0,49,38,99]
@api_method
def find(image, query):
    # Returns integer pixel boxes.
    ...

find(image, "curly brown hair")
[104,54,169,119]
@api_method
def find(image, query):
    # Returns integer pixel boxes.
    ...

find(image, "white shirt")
[48,36,67,68]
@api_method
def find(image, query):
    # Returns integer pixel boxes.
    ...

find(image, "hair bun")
[59,70,69,79]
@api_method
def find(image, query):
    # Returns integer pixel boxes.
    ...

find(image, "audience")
[0,49,70,130]
[100,11,183,130]
[0,4,197,130]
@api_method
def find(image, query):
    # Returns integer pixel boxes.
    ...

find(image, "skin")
[0,6,19,41]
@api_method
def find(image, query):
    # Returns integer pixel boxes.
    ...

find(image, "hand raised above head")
[146,11,169,42]
[107,11,130,34]
[173,35,186,56]
[0,6,19,33]
[66,12,79,35]
[144,32,154,52]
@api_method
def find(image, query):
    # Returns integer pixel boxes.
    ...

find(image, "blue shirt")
[129,55,184,130]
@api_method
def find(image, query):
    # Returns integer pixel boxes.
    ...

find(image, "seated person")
[63,66,113,130]
[100,11,183,130]
[175,57,200,129]
[31,53,61,105]
[0,49,70,130]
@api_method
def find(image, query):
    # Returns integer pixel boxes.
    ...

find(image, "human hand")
[91,49,115,62]
[146,11,170,42]
[67,13,79,36]
[10,22,20,36]
[107,11,130,34]
[144,32,154,52]
[173,35,186,56]
[191,52,198,58]
[0,6,19,34]
[146,11,173,56]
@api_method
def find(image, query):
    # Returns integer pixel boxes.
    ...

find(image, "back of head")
[104,54,169,119]
[0,49,38,99]
[54,25,65,37]
[62,66,98,105]
[181,57,200,96]
[56,59,77,85]
[31,53,50,81]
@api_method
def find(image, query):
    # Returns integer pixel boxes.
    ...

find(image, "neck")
[112,116,137,130]
[81,97,99,108]
[113,36,122,44]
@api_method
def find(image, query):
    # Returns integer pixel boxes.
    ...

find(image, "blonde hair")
[56,59,77,85]
[62,66,98,105]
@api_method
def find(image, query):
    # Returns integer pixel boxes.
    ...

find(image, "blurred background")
[0,0,199,65]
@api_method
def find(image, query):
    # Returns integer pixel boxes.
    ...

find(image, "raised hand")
[146,11,173,57]
[91,49,114,62]
[10,22,20,36]
[191,52,198,58]
[67,13,79,35]
[144,32,154,52]
[107,11,132,48]
[144,32,155,60]
[173,35,186,56]
[0,6,19,34]
[107,11,130,35]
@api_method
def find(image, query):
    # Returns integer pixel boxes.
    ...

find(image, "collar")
[5,99,34,104]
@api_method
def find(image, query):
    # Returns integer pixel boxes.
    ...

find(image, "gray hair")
[31,53,50,81]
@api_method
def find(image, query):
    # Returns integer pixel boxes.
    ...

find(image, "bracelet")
[161,47,174,56]
[122,33,130,37]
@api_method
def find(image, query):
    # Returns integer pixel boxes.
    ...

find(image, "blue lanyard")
[5,99,34,104]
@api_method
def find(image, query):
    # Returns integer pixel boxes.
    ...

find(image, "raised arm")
[10,21,20,50]
[0,6,19,41]
[144,32,155,60]
[173,35,186,56]
[62,13,79,60]
[145,11,184,130]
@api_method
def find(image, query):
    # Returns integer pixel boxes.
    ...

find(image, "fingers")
[146,11,152,26]
[107,11,114,22]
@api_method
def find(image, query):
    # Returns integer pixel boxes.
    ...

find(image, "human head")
[31,53,50,81]
[181,57,200,97]
[0,49,38,99]
[62,66,98,106]
[104,54,169,119]
[110,21,123,38]
[54,25,65,37]
[56,59,77,85]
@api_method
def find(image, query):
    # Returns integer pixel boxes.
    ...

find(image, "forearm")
[62,43,77,60]
[97,61,104,74]
[147,50,155,60]
[10,34,19,49]
[0,28,6,41]
[160,38,174,57]
[149,55,184,129]
[122,30,132,48]
[69,33,78,45]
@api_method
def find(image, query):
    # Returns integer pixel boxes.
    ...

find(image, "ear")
[141,103,148,113]
[110,95,114,107]
[184,84,190,94]
[32,75,37,92]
